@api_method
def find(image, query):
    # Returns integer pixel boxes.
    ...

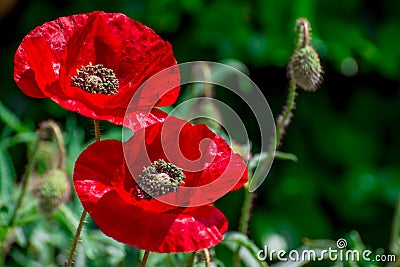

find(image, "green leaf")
[54,205,80,235]
[0,150,16,200]
[222,231,268,267]
[14,226,27,247]
[0,100,30,134]
[274,151,298,162]
[83,230,126,266]
[0,132,38,149]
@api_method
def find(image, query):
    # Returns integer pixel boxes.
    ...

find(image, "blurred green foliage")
[1,0,400,266]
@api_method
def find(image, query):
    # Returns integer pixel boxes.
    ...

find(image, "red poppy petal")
[14,13,88,98]
[13,68,46,98]
[74,180,112,210]
[120,63,181,112]
[57,11,179,113]
[60,12,121,95]
[73,140,125,186]
[74,139,175,213]
[141,117,248,189]
[196,134,248,189]
[123,108,169,130]
[123,116,248,206]
[50,88,169,126]
[73,119,248,252]
[14,36,59,97]
[14,11,180,125]
[89,190,227,252]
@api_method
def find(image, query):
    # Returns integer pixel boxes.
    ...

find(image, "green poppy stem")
[140,251,150,267]
[66,120,100,267]
[238,183,254,234]
[234,18,313,267]
[65,210,87,267]
[93,119,101,142]
[203,249,210,267]
[275,79,297,147]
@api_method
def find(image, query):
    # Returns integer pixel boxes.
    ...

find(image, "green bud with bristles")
[294,18,311,49]
[35,141,58,174]
[288,45,323,92]
[38,169,70,215]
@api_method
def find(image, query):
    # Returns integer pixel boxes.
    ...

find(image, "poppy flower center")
[137,159,185,200]
[71,62,119,95]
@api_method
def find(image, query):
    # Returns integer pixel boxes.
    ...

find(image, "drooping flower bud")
[35,141,58,173]
[37,169,70,215]
[288,45,323,92]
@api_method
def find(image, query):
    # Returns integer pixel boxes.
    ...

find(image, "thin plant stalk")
[203,248,210,267]
[238,183,254,233]
[66,120,100,267]
[275,80,297,148]
[65,209,87,267]
[233,18,315,267]
[140,251,150,267]
[233,40,298,267]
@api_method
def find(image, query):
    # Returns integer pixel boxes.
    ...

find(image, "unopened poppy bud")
[35,141,58,172]
[38,169,70,215]
[288,45,323,91]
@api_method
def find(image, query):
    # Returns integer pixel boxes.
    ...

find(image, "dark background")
[1,0,399,266]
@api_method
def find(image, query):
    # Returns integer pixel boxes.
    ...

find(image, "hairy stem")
[93,120,101,142]
[275,80,297,148]
[235,18,310,267]
[66,120,100,267]
[65,210,87,267]
[239,183,254,233]
[233,183,254,267]
[203,249,210,267]
[140,251,150,267]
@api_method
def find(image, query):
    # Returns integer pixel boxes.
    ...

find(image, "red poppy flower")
[14,11,179,126]
[73,116,248,252]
